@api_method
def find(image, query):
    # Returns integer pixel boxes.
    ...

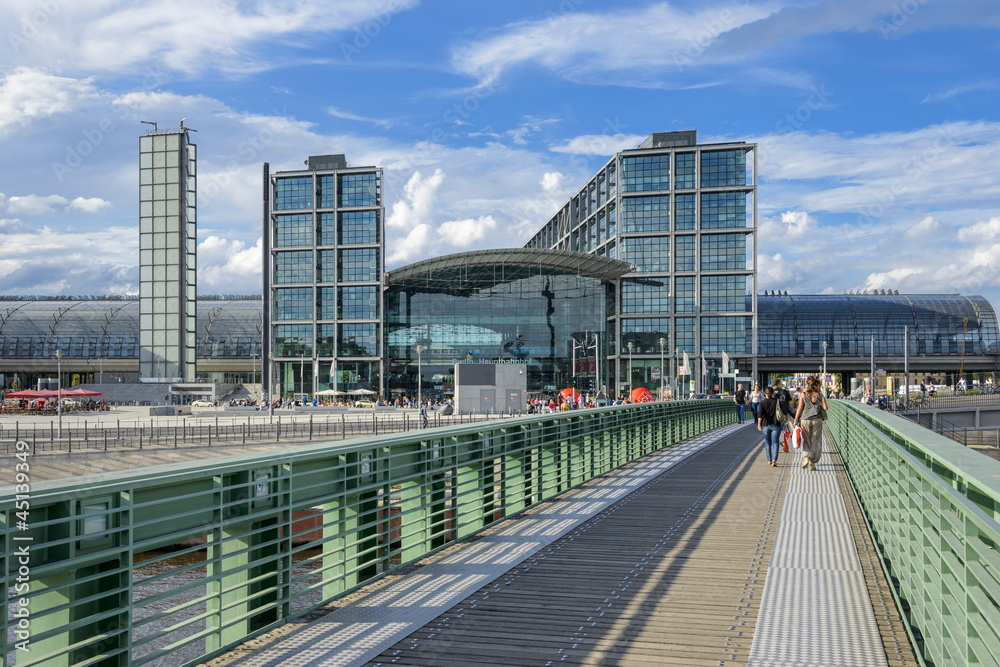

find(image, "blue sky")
[1,0,999,307]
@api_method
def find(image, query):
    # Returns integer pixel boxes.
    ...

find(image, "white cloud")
[0,68,102,135]
[957,216,1000,243]
[387,224,435,265]
[0,0,420,77]
[6,194,69,215]
[922,80,1000,103]
[386,169,447,230]
[198,236,263,294]
[326,106,395,128]
[904,215,943,239]
[759,210,819,240]
[439,216,498,248]
[68,197,112,213]
[550,133,646,155]
[540,172,564,192]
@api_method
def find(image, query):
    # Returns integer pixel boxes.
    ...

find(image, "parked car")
[191,399,214,407]
[354,400,375,408]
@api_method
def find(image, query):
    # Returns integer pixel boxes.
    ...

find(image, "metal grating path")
[209,424,908,667]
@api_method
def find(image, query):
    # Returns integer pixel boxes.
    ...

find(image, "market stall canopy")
[5,389,59,398]
[315,389,345,396]
[64,388,102,397]
[349,388,377,395]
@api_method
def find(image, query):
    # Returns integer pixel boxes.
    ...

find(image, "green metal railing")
[828,401,1000,667]
[1,400,730,667]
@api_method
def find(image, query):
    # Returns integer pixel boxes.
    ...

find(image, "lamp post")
[822,340,828,396]
[658,337,666,400]
[416,344,424,409]
[55,349,63,438]
[626,341,633,400]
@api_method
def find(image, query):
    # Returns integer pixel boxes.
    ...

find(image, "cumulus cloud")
[903,216,944,239]
[198,236,263,294]
[957,216,1000,243]
[759,210,819,240]
[439,216,498,248]
[386,169,446,230]
[68,197,112,213]
[387,224,435,265]
[6,194,69,215]
[540,172,564,192]
[0,69,102,135]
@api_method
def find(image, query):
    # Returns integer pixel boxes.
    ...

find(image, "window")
[701,234,749,271]
[621,196,670,232]
[338,172,379,207]
[339,210,379,245]
[700,192,747,229]
[338,285,379,319]
[275,324,313,356]
[275,251,313,284]
[700,150,747,188]
[274,213,313,247]
[338,322,378,356]
[318,175,335,208]
[621,279,670,314]
[675,276,696,312]
[675,317,696,352]
[318,212,336,245]
[318,250,337,282]
[622,154,670,192]
[675,152,695,189]
[338,248,379,282]
[701,275,750,312]
[275,288,313,320]
[620,318,670,354]
[675,236,695,272]
[274,176,312,210]
[622,236,670,272]
[701,316,751,353]
[675,194,695,230]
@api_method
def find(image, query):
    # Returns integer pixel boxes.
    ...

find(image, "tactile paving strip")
[747,437,889,667]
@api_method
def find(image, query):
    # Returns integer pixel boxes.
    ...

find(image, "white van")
[896,385,926,396]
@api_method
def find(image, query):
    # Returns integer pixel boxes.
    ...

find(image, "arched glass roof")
[757,293,1000,357]
[388,248,635,295]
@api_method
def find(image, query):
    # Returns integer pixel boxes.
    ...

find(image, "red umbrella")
[64,388,102,397]
[5,389,59,399]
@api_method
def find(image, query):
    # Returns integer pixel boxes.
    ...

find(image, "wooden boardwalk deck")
[207,424,918,667]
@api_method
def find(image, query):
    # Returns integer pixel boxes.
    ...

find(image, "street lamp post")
[416,344,424,409]
[658,337,666,400]
[626,341,633,400]
[55,349,63,438]
[822,340,828,395]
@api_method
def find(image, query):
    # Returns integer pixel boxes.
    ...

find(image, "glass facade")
[757,294,1000,360]
[385,251,630,398]
[523,131,757,395]
[268,156,383,396]
[138,130,197,381]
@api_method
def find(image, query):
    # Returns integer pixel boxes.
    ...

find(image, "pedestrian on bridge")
[734,383,747,424]
[756,386,782,466]
[793,376,828,471]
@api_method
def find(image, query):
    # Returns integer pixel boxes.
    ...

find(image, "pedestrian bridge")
[1,401,997,666]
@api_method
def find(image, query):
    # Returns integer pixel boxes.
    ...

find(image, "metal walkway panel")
[747,446,889,667]
[216,427,746,667]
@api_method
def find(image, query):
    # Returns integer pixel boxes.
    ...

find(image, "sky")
[1,0,999,306]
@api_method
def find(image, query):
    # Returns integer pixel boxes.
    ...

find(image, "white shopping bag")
[791,425,804,449]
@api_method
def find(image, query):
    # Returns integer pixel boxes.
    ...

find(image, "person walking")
[733,383,747,424]
[793,376,828,470]
[419,402,428,429]
[749,383,764,421]
[756,386,782,466]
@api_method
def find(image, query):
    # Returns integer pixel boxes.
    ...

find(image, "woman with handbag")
[793,376,828,471]
[756,386,782,466]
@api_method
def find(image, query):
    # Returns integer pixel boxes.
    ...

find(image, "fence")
[0,400,730,667]
[0,411,505,455]
[827,401,1000,666]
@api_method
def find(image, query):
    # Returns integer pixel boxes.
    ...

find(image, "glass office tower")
[264,155,384,398]
[524,130,757,396]
[138,127,197,382]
